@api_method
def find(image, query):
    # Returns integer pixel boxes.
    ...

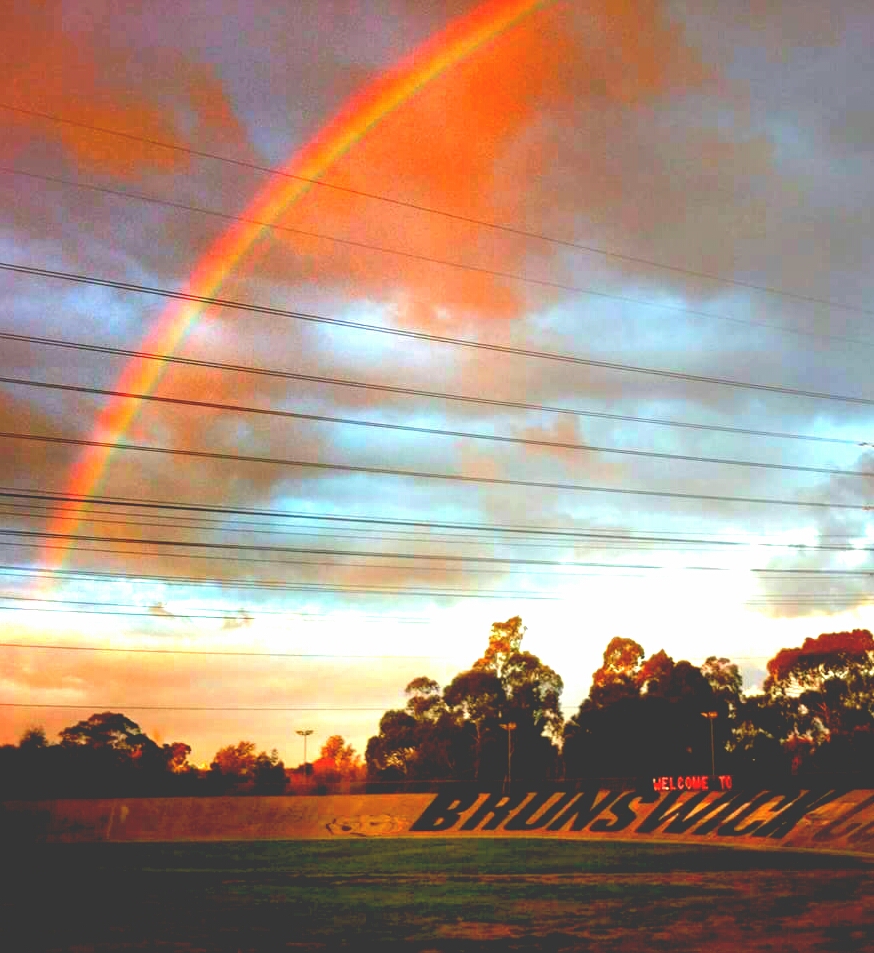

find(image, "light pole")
[296,729,313,776]
[501,722,516,792]
[701,711,718,778]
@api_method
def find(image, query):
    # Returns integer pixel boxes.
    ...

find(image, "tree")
[162,742,191,773]
[53,711,185,796]
[449,617,563,780]
[18,726,48,750]
[313,735,363,781]
[763,630,874,777]
[474,616,526,681]
[588,637,645,708]
[503,651,563,738]
[59,711,160,759]
[210,741,286,792]
[765,629,874,697]
[404,677,447,722]
[444,668,506,780]
[638,649,675,696]
[365,710,420,778]
[701,656,743,710]
[564,642,725,780]
[253,749,287,793]
[211,741,257,779]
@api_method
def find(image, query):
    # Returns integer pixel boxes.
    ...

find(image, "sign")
[408,786,842,839]
[652,775,733,792]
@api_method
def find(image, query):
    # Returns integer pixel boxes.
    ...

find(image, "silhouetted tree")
[210,740,286,792]
[366,617,563,783]
[18,726,48,750]
[60,711,161,760]
[564,644,724,780]
[444,668,506,780]
[588,636,645,708]
[366,709,421,779]
[762,629,874,778]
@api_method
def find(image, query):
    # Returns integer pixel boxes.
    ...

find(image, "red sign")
[652,775,733,793]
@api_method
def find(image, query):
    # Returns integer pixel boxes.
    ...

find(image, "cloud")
[3,1,247,179]
[222,609,253,630]
[746,450,874,618]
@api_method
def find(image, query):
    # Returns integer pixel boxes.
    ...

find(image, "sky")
[2,0,874,767]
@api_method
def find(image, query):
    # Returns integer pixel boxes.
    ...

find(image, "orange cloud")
[3,1,246,177]
[250,0,716,328]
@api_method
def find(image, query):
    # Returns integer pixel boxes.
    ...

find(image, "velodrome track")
[5,788,874,951]
[5,785,874,856]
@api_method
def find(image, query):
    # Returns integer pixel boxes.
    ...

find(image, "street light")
[296,729,313,775]
[701,711,718,778]
[500,722,516,792]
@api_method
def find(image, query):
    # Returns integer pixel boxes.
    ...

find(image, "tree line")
[0,714,364,799]
[365,617,874,785]
[3,617,873,797]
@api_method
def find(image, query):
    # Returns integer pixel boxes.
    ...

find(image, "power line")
[0,564,566,599]
[5,539,655,578]
[3,487,870,539]
[0,604,400,620]
[6,167,873,352]
[0,503,750,550]
[5,262,874,404]
[1,590,870,617]
[0,641,834,662]
[2,104,871,322]
[2,430,870,510]
[0,541,661,578]
[2,330,866,447]
[2,529,872,574]
[2,375,868,479]
[0,593,429,622]
[5,502,871,553]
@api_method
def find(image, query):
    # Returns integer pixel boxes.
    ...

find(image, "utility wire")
[0,641,829,661]
[0,591,870,617]
[10,562,873,605]
[4,262,874,405]
[2,375,868,478]
[0,503,775,550]
[0,542,662,578]
[2,539,653,577]
[0,604,407,620]
[4,487,871,537]
[0,593,429,620]
[5,166,873,352]
[2,104,871,321]
[4,503,870,552]
[2,529,872,574]
[0,564,565,598]
[1,430,870,510]
[2,331,867,447]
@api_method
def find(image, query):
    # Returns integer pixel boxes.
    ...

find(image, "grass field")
[7,839,874,952]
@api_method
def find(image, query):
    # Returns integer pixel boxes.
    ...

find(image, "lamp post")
[501,722,516,793]
[701,711,718,778]
[296,729,313,776]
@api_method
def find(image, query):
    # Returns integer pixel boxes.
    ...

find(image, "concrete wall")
[4,787,874,856]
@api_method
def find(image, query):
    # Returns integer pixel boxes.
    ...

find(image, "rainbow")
[43,0,550,571]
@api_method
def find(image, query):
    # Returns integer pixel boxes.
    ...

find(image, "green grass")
[6,840,874,952]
